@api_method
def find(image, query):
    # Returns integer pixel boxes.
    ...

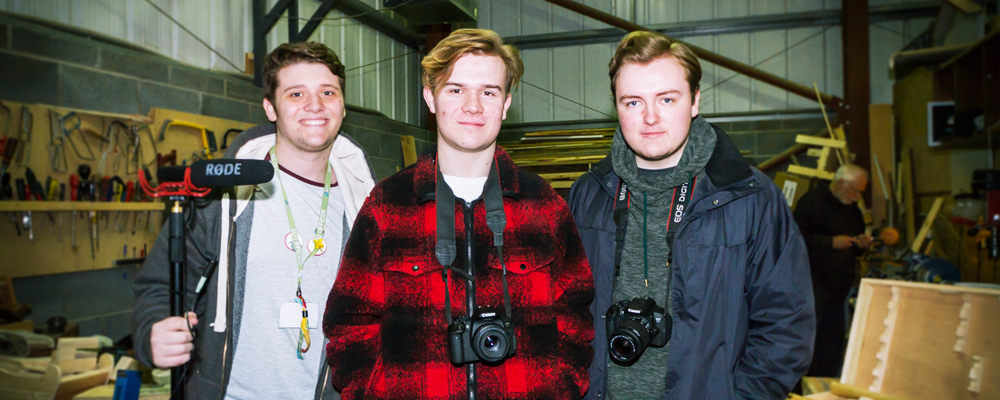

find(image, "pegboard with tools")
[0,100,256,278]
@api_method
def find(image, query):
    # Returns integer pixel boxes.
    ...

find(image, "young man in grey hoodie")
[568,31,816,399]
[132,42,376,399]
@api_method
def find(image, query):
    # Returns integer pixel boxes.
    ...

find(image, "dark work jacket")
[568,125,816,400]
[792,181,865,304]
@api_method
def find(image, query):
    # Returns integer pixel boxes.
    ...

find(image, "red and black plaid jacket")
[324,145,594,400]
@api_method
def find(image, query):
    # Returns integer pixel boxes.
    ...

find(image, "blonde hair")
[609,31,702,100]
[421,29,524,95]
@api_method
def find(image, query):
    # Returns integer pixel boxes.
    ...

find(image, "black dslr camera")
[605,297,672,366]
[447,306,517,365]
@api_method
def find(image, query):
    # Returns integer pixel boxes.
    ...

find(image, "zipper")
[220,195,238,398]
[464,200,477,400]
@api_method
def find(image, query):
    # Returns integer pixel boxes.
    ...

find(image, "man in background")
[794,164,871,377]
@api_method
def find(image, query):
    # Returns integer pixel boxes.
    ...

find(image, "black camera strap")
[436,157,513,324]
[612,175,696,276]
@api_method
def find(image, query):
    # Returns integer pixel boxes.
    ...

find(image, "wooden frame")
[841,279,1000,399]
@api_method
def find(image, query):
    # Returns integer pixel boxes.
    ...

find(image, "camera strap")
[436,156,513,324]
[612,175,696,276]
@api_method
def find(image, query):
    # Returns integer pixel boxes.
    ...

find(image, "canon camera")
[448,306,517,365]
[606,297,672,366]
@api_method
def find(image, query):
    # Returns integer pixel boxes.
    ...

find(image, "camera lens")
[473,325,510,362]
[608,319,650,366]
[610,336,635,356]
[485,335,500,350]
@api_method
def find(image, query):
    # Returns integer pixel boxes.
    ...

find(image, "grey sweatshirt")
[606,116,716,400]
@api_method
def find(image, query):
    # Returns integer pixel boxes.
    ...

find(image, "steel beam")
[542,0,843,109]
[295,0,339,43]
[508,2,939,50]
[842,0,872,176]
[288,0,298,43]
[332,0,424,50]
[253,0,423,86]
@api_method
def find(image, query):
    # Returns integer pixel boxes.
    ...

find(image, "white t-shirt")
[442,173,487,203]
[226,166,345,400]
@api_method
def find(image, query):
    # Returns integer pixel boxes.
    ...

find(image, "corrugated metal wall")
[0,0,422,125]
[480,0,934,124]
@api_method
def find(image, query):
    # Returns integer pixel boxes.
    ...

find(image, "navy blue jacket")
[568,126,815,399]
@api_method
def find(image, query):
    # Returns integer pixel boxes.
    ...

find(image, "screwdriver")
[70,174,79,250]
[15,177,30,241]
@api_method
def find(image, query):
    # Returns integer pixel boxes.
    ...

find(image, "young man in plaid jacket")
[323,29,595,399]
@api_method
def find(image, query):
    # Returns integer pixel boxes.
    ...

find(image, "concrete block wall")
[0,15,267,123]
[1,13,434,341]
[12,267,140,341]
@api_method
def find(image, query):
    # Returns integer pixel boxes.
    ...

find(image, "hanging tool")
[1,173,20,236]
[111,176,126,233]
[70,174,79,250]
[134,125,158,170]
[0,102,16,178]
[56,111,97,161]
[0,102,11,138]
[15,105,32,166]
[24,168,54,224]
[48,110,69,172]
[221,128,243,150]
[158,119,217,160]
[15,177,30,240]
[99,121,132,174]
[57,182,65,242]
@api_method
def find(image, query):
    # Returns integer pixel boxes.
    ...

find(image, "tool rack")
[0,100,255,278]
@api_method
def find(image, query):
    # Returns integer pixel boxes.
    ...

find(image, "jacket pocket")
[488,252,554,275]
[382,256,444,276]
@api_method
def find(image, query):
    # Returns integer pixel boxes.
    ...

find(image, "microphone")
[157,159,274,187]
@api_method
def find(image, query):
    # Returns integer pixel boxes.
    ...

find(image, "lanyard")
[612,176,697,278]
[435,156,512,323]
[268,146,333,359]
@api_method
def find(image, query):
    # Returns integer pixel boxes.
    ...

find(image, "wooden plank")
[400,135,417,167]
[816,147,831,173]
[549,181,574,189]
[911,197,944,253]
[0,360,60,400]
[869,105,894,227]
[537,171,586,181]
[523,128,615,137]
[795,135,847,149]
[54,354,113,400]
[788,165,836,180]
[902,151,917,245]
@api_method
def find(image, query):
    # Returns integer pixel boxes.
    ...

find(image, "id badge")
[279,301,319,329]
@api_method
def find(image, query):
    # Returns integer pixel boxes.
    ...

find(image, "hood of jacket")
[225,122,376,228]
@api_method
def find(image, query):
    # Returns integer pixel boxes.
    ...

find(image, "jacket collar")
[590,122,753,195]
[703,124,753,190]
[414,144,521,203]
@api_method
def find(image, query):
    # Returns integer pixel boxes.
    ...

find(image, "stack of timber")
[500,127,614,190]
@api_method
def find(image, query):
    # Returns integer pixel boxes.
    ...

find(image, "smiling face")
[263,62,346,155]
[615,56,700,169]
[423,53,512,157]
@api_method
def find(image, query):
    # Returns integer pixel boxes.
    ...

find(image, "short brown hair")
[609,31,702,100]
[263,42,346,105]
[421,29,524,95]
